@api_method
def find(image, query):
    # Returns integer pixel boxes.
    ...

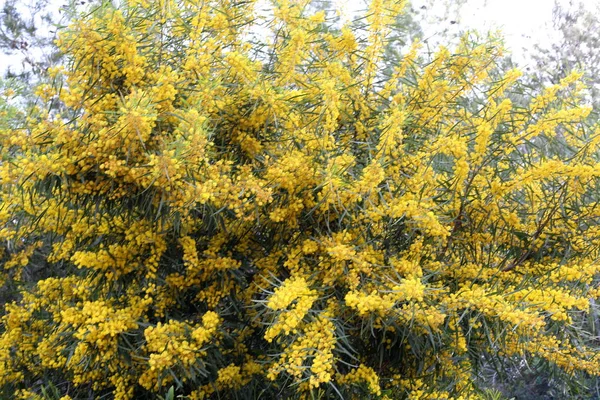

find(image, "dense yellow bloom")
[1,0,600,398]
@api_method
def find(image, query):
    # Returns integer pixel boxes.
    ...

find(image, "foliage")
[0,77,25,128]
[1,0,600,399]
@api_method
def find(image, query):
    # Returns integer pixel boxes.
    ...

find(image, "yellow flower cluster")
[264,276,317,342]
[216,364,243,389]
[139,311,220,390]
[268,315,336,389]
[337,364,382,396]
[345,277,426,317]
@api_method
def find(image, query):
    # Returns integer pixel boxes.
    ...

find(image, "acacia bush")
[1,0,600,399]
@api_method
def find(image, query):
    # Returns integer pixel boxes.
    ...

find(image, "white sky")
[0,0,593,76]
[333,0,563,65]
[453,0,559,65]
[334,0,576,64]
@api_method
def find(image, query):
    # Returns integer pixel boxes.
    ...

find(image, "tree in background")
[0,0,65,81]
[1,0,600,399]
[528,0,600,109]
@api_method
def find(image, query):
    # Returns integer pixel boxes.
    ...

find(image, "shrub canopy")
[1,0,600,399]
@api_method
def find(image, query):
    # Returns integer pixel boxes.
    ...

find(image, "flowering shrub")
[1,0,600,398]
